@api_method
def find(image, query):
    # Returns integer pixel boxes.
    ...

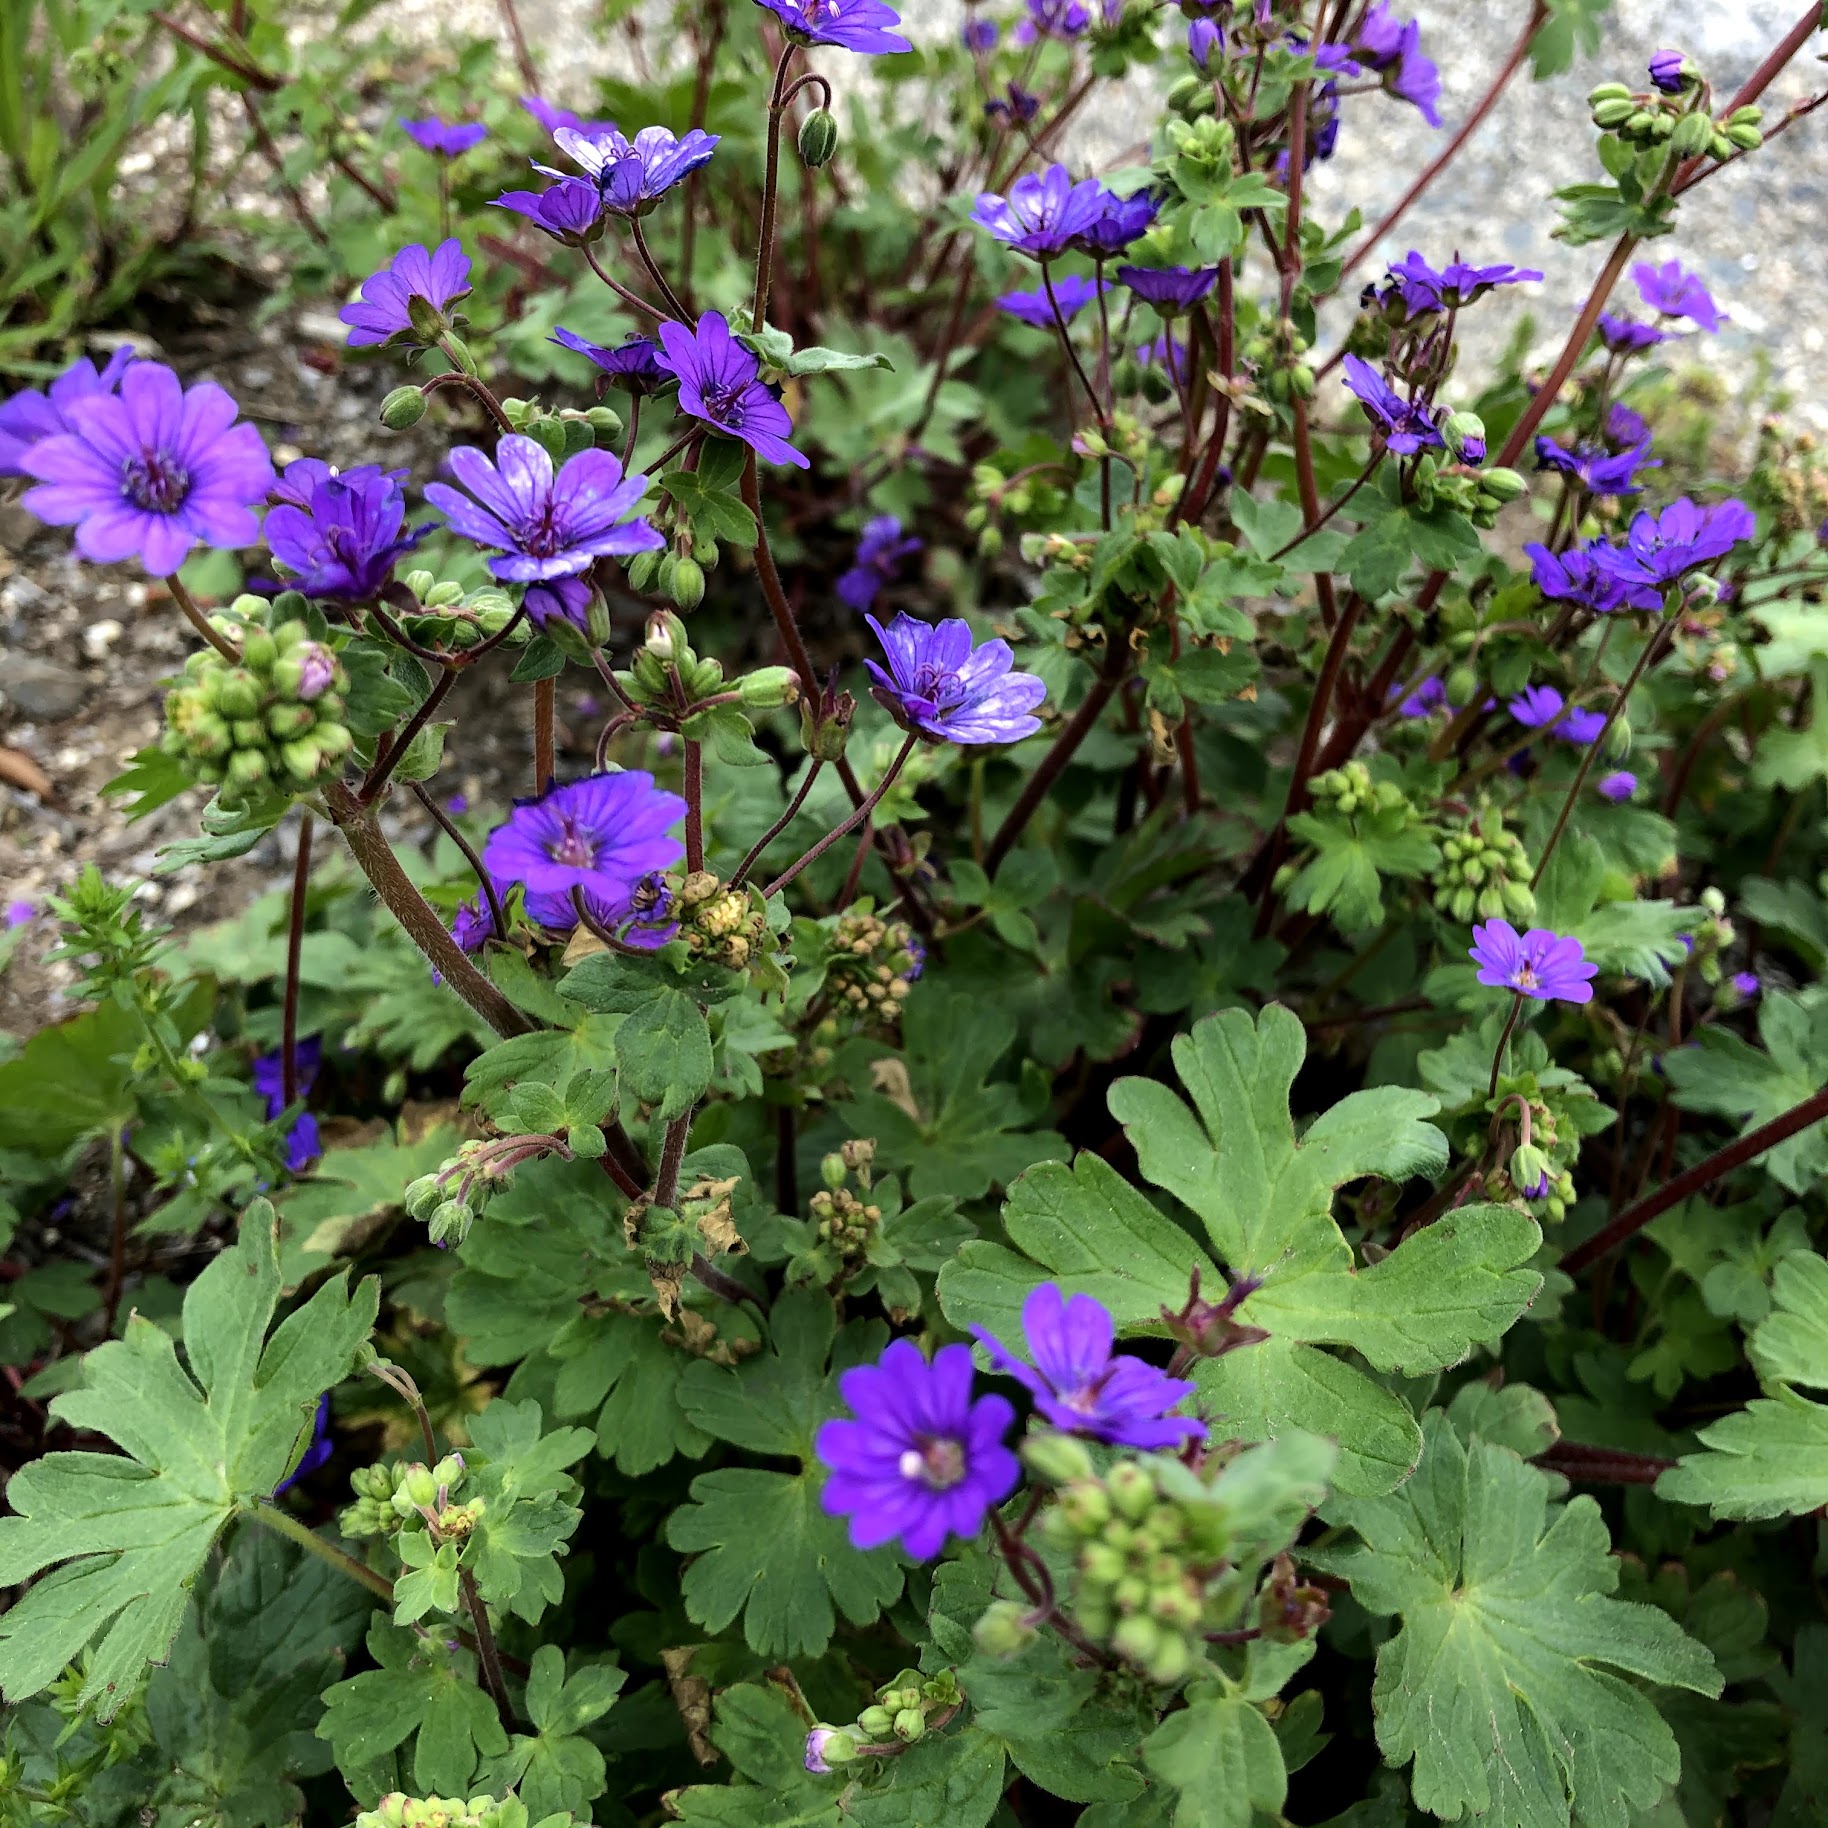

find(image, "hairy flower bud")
[380,385,428,430]
[798,108,839,167]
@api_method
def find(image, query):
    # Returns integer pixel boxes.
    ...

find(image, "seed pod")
[1724,122,1763,151]
[1669,110,1714,157]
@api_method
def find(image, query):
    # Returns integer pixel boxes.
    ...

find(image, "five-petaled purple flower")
[1598,770,1638,802]
[1341,355,1441,454]
[998,274,1107,327]
[483,772,687,915]
[495,175,606,244]
[838,515,922,613]
[654,311,810,470]
[752,0,912,54]
[551,327,671,395]
[1589,496,1756,590]
[1534,434,1659,497]
[1469,919,1597,1004]
[253,1036,323,1171]
[1648,49,1688,94]
[972,164,1107,259]
[1597,312,1667,355]
[1524,539,1661,614]
[339,240,472,349]
[0,346,135,477]
[865,613,1047,744]
[401,116,488,157]
[19,361,273,577]
[1507,684,1570,732]
[1633,259,1724,332]
[970,1283,1207,1449]
[266,458,426,600]
[428,436,661,581]
[1375,252,1542,320]
[274,1394,335,1495]
[815,1338,1020,1560]
[1117,264,1219,314]
[541,125,719,215]
[962,15,998,49]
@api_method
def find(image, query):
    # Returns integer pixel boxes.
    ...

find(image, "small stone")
[296,310,352,345]
[83,619,125,660]
[3,656,91,721]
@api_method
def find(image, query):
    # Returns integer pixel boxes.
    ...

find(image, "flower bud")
[670,556,707,611]
[584,403,625,440]
[1669,111,1714,158]
[798,108,839,167]
[972,1599,1039,1660]
[1587,82,1633,106]
[1603,713,1632,761]
[227,748,270,788]
[267,702,316,740]
[892,1708,925,1743]
[1508,1141,1553,1201]
[1107,1460,1154,1523]
[1443,411,1486,466]
[1724,122,1763,151]
[402,1463,439,1510]
[1022,1429,1096,1486]
[855,1705,895,1738]
[431,1453,465,1491]
[1590,96,1636,128]
[241,627,278,673]
[804,1727,858,1773]
[381,385,428,430]
[215,668,262,719]
[1445,664,1479,705]
[645,611,690,663]
[1478,466,1528,504]
[740,666,801,710]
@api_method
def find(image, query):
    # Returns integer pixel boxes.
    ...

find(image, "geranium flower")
[1469,919,1598,1003]
[482,772,687,914]
[815,1339,1020,1559]
[864,613,1046,744]
[654,311,809,470]
[339,240,472,348]
[19,361,273,576]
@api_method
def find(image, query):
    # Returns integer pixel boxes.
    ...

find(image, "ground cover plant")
[5,0,1828,1824]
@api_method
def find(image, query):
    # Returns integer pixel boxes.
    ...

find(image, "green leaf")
[659,469,759,549]
[1284,809,1440,933]
[783,344,895,376]
[668,1683,840,1826]
[277,1122,458,1278]
[942,1007,1539,1495]
[0,999,140,1155]
[0,1206,377,1715]
[666,1292,904,1656]
[614,984,714,1121]
[839,1727,1006,1828]
[461,1399,595,1623]
[101,744,195,820]
[1660,1251,1828,1519]
[1317,1411,1722,1828]
[510,636,569,683]
[549,1310,713,1475]
[475,1644,624,1819]
[1141,1682,1286,1828]
[317,1620,510,1798]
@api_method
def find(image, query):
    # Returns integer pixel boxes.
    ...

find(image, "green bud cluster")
[340,1454,482,1542]
[404,1138,522,1246]
[1408,450,1528,528]
[160,597,353,806]
[1240,319,1314,403]
[1434,810,1536,925]
[1027,1434,1259,1687]
[808,1668,961,1772]
[1684,888,1736,986]
[395,570,522,651]
[1310,760,1408,819]
[500,394,622,462]
[826,907,922,1024]
[355,1794,536,1828]
[619,612,730,707]
[1589,79,1761,161]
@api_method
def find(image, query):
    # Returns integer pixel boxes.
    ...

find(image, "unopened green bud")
[1724,122,1763,151]
[216,669,262,719]
[1107,1460,1154,1523]
[892,1708,925,1743]
[381,385,428,430]
[584,403,624,439]
[241,627,278,672]
[226,748,270,788]
[1587,82,1633,106]
[820,1151,848,1193]
[266,702,316,739]
[1022,1431,1097,1486]
[740,665,801,710]
[1478,466,1527,504]
[315,721,354,761]
[798,107,839,167]
[430,1454,465,1491]
[972,1599,1039,1660]
[280,739,324,782]
[1591,97,1636,128]
[1499,878,1537,923]
[1624,108,1657,136]
[856,1705,895,1738]
[671,556,707,611]
[1603,713,1631,761]
[402,1464,438,1510]
[1110,1615,1162,1667]
[231,717,265,747]
[1669,111,1714,158]
[1445,664,1478,705]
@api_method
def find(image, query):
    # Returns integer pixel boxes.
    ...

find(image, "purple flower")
[1589,496,1757,590]
[1524,539,1661,615]
[1139,334,1190,383]
[654,311,809,471]
[1632,259,1724,332]
[339,240,472,349]
[1377,17,1442,125]
[541,126,719,216]
[253,1036,323,1171]
[962,15,998,48]
[1312,42,1361,76]
[1533,434,1659,496]
[4,899,36,928]
[1598,770,1637,802]
[1508,684,1568,731]
[482,772,687,914]
[1070,188,1159,259]
[19,362,273,577]
[1469,919,1597,1004]
[1376,252,1542,319]
[1397,676,1447,718]
[1606,403,1651,446]
[998,274,1107,327]
[550,327,671,395]
[266,460,425,600]
[972,164,1108,259]
[494,176,606,244]
[986,82,1042,122]
[752,0,912,54]
[1648,49,1687,94]
[401,117,488,157]
[0,347,135,478]
[445,792,470,816]
[1341,355,1441,454]
[815,1339,1020,1559]
[1188,18,1223,68]
[1731,971,1761,1000]
[426,436,662,582]
[1351,0,1405,62]
[837,514,922,613]
[1116,264,1219,314]
[1015,0,1089,39]
[269,457,408,512]
[524,576,597,630]
[521,96,618,137]
[1560,706,1608,746]
[865,613,1046,744]
[274,1394,334,1495]
[1597,312,1667,355]
[970,1283,1207,1448]
[528,872,677,949]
